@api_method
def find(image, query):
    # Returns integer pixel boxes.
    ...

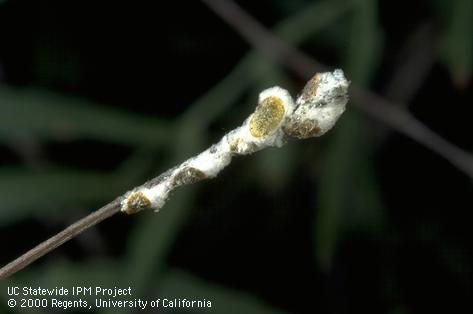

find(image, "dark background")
[1,0,472,313]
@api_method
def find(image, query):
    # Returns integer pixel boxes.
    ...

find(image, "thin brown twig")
[0,198,121,279]
[1,0,471,281]
[201,0,473,178]
[0,67,348,279]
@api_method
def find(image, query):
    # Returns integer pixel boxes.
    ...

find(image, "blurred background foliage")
[0,0,472,313]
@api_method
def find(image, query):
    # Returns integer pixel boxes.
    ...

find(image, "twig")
[0,70,349,279]
[0,198,121,279]
[201,0,473,178]
[121,70,349,214]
